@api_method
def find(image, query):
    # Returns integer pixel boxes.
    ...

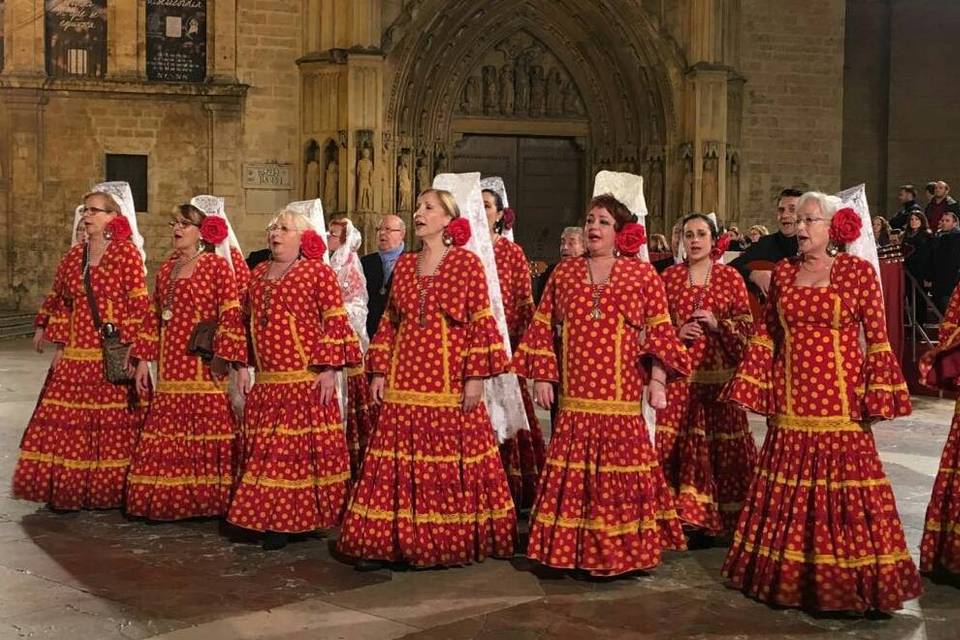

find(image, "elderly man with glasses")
[361,214,406,338]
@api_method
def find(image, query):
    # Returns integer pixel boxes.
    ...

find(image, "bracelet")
[648,378,666,387]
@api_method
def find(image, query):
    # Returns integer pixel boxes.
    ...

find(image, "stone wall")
[738,0,846,226]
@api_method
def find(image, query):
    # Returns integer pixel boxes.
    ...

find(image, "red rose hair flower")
[615,222,646,257]
[105,216,132,242]
[710,233,731,261]
[829,207,862,245]
[299,229,327,259]
[444,217,472,247]
[200,216,228,245]
[501,207,516,231]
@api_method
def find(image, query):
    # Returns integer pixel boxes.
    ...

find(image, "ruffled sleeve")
[634,263,691,382]
[115,241,150,347]
[458,251,509,379]
[853,257,911,419]
[721,264,783,415]
[132,262,167,362]
[229,246,252,292]
[211,256,248,365]
[511,264,560,382]
[920,284,960,389]
[715,265,754,363]
[507,241,535,346]
[39,251,75,344]
[308,262,363,370]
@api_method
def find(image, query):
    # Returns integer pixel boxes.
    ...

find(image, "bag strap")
[82,244,104,331]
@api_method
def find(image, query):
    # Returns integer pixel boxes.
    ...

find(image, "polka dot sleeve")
[854,258,911,419]
[510,270,559,383]
[230,246,252,293]
[132,261,170,362]
[637,266,691,382]
[115,241,150,348]
[37,250,75,342]
[462,254,509,379]
[309,263,363,370]
[364,302,397,375]
[721,266,782,416]
[715,266,754,363]
[211,256,248,365]
[920,284,960,389]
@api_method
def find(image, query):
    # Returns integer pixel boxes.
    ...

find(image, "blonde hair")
[418,188,460,219]
[748,224,769,236]
[269,209,314,232]
[82,191,121,214]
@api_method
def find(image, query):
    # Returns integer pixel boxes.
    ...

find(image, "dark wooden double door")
[451,135,584,262]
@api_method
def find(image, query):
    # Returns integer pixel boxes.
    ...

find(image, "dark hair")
[926,181,937,195]
[172,204,214,252]
[482,188,507,234]
[899,184,917,198]
[779,188,803,199]
[906,210,930,235]
[588,194,637,231]
[680,212,718,239]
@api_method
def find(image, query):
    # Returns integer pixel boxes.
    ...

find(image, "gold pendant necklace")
[586,257,613,320]
[161,251,202,322]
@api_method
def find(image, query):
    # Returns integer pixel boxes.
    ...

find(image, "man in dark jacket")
[888,185,920,230]
[361,214,406,338]
[928,211,960,314]
[925,180,960,231]
[729,188,802,297]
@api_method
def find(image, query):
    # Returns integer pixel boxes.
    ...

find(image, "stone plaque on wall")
[146,0,207,82]
[243,163,294,190]
[45,0,107,77]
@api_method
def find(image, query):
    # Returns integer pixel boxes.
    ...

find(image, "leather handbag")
[187,319,230,377]
[83,246,133,385]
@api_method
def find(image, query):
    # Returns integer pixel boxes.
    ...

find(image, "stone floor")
[0,337,958,639]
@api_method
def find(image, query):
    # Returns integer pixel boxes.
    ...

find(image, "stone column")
[210,0,239,82]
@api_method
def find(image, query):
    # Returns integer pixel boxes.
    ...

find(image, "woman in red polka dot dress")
[327,217,377,480]
[14,190,149,510]
[513,194,691,577]
[918,284,960,577]
[338,189,517,571]
[722,191,922,612]
[657,214,757,540]
[227,209,362,550]
[125,204,248,521]
[482,188,546,511]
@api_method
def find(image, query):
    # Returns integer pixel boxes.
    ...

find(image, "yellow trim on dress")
[471,307,493,322]
[323,307,347,319]
[732,533,913,568]
[19,451,130,469]
[256,370,315,384]
[756,468,890,489]
[517,343,555,358]
[128,287,149,299]
[138,432,234,442]
[925,519,960,535]
[533,311,551,325]
[364,446,498,465]
[348,503,514,524]
[751,336,774,350]
[867,342,892,355]
[63,347,102,361]
[245,423,341,437]
[734,372,771,389]
[42,398,139,411]
[559,395,641,416]
[127,474,232,486]
[646,313,670,327]
[240,470,350,489]
[771,415,864,433]
[156,380,228,394]
[545,457,657,474]
[534,510,678,536]
[220,299,240,313]
[384,389,461,408]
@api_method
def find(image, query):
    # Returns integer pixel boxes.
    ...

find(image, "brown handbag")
[82,246,133,385]
[187,319,230,377]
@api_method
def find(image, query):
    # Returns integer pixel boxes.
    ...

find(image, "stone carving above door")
[455,31,586,120]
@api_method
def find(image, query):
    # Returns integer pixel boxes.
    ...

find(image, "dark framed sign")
[45,0,107,77]
[146,0,207,82]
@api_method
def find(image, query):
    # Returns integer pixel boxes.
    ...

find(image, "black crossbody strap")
[82,244,103,331]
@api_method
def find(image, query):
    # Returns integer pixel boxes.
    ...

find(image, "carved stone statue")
[461,76,481,114]
[435,152,447,175]
[546,69,564,117]
[397,155,412,212]
[702,154,719,216]
[416,157,430,193]
[529,65,546,117]
[514,55,531,114]
[304,158,320,200]
[357,147,374,211]
[499,66,515,116]
[482,65,499,115]
[728,154,741,221]
[563,80,585,115]
[681,156,694,214]
[324,158,339,212]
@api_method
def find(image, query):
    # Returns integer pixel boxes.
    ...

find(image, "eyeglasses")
[376,226,404,234]
[266,223,296,233]
[167,218,198,229]
[80,206,113,216]
[796,216,827,226]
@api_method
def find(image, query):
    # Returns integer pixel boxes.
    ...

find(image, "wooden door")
[452,134,584,262]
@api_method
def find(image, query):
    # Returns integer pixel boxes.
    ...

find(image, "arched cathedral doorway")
[383,0,685,255]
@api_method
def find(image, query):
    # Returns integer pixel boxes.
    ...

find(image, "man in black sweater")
[730,188,802,298]
[361,214,406,338]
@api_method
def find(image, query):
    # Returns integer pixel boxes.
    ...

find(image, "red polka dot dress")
[494,237,546,510]
[337,248,518,567]
[721,253,921,612]
[918,284,960,575]
[14,241,148,509]
[227,258,362,533]
[657,262,757,535]
[125,253,247,520]
[512,257,691,576]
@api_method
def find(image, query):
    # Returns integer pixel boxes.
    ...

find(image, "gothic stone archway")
[382,0,687,246]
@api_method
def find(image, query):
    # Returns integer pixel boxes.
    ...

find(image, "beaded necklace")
[688,260,713,313]
[258,258,299,328]
[415,245,450,327]
[161,251,202,322]
[586,256,614,320]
